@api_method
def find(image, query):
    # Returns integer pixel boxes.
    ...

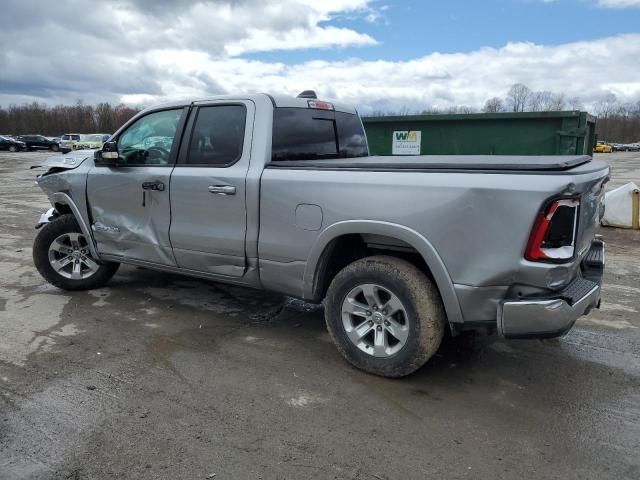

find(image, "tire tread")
[324,255,446,377]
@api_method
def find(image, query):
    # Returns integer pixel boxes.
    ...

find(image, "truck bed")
[268,155,596,173]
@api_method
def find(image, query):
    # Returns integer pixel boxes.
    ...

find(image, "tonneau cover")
[269,155,592,172]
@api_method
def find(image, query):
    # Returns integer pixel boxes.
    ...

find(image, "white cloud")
[116,34,640,114]
[1,1,639,114]
[597,0,640,7]
[225,25,376,56]
[0,0,378,104]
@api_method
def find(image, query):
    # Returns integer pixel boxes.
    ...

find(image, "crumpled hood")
[30,150,93,173]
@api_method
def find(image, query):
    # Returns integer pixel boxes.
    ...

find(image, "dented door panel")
[87,166,175,265]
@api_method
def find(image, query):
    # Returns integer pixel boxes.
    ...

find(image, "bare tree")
[506,83,531,112]
[528,91,545,112]
[545,93,566,111]
[0,102,140,136]
[418,107,441,115]
[457,105,475,114]
[567,96,583,111]
[482,97,504,113]
[530,91,566,111]
[595,94,617,118]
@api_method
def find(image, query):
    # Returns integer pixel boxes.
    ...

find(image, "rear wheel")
[324,255,446,377]
[33,214,119,290]
[8,145,17,153]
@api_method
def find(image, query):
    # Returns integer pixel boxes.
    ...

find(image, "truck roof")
[142,93,357,115]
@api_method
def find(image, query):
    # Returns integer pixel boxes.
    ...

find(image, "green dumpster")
[362,111,597,156]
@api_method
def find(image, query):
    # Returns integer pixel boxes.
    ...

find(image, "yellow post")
[633,189,640,230]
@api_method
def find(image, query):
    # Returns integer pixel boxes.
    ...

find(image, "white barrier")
[602,182,640,230]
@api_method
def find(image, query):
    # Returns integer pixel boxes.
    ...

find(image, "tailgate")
[575,169,608,261]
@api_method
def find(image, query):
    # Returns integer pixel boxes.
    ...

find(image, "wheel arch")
[48,192,100,259]
[303,220,463,324]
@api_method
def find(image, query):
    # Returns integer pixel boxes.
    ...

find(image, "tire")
[324,255,446,378]
[33,214,119,290]
[8,145,17,153]
[51,144,59,152]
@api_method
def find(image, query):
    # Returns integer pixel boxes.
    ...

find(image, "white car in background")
[59,133,81,153]
[72,134,110,151]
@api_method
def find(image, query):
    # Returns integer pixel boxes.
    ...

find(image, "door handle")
[142,181,165,191]
[208,185,236,195]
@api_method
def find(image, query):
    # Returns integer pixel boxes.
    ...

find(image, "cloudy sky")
[1,0,639,113]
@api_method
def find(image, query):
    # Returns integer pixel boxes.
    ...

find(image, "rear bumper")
[497,239,604,339]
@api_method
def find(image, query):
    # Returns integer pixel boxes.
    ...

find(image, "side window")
[117,109,182,165]
[62,135,69,140]
[186,105,246,166]
[336,112,368,158]
[271,108,368,161]
[272,109,338,161]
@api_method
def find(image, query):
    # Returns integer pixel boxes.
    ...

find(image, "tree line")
[0,101,140,136]
[2,84,639,143]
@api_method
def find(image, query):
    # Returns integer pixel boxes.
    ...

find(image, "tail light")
[525,198,580,262]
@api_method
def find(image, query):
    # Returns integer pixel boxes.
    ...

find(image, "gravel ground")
[0,151,638,480]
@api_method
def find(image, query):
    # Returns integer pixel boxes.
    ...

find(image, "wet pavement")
[0,151,639,480]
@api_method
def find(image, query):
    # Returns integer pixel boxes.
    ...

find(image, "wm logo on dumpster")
[392,130,421,155]
[395,131,419,142]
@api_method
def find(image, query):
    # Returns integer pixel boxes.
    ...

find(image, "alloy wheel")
[47,232,99,280]
[341,283,410,358]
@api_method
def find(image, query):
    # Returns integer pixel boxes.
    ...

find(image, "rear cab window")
[271,107,368,161]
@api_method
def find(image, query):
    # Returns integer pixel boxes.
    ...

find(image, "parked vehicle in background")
[15,135,59,151]
[59,134,81,153]
[0,135,27,152]
[72,134,109,151]
[616,143,640,152]
[46,136,61,144]
[594,141,613,153]
[32,92,608,378]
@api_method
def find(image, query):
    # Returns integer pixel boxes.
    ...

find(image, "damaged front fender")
[35,193,101,260]
[31,151,92,175]
[35,207,58,229]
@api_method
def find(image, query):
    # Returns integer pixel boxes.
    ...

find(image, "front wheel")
[33,214,119,290]
[324,256,446,378]
[8,145,17,153]
[50,144,59,152]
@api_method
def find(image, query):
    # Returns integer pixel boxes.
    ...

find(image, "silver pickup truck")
[32,92,609,377]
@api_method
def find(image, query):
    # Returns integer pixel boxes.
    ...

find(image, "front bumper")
[497,239,604,339]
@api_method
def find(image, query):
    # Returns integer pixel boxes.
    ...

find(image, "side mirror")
[95,140,118,167]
